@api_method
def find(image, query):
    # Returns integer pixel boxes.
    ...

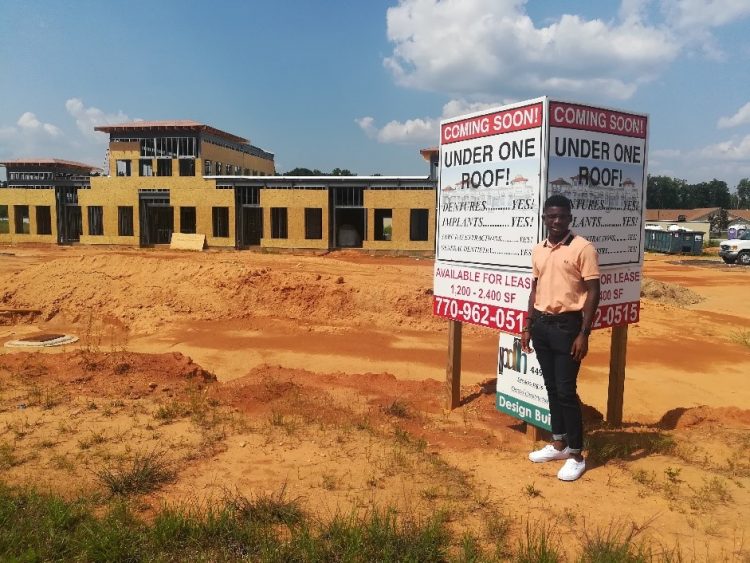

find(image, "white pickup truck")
[718,231,750,265]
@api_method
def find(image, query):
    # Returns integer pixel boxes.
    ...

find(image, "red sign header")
[550,102,647,139]
[441,103,543,145]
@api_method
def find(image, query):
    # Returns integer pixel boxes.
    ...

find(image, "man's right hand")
[521,330,533,353]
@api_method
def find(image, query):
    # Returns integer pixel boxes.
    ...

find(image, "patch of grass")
[485,512,512,558]
[394,426,411,444]
[578,523,651,562]
[524,483,542,498]
[50,454,75,472]
[321,473,337,491]
[153,400,190,423]
[5,419,34,440]
[585,430,675,464]
[729,329,750,348]
[78,430,108,450]
[689,477,733,513]
[225,485,304,527]
[0,481,693,561]
[420,486,441,501]
[664,466,682,484]
[384,399,410,418]
[96,450,176,496]
[514,520,561,562]
[631,469,656,487]
[0,442,20,469]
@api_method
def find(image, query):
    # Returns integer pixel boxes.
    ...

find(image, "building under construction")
[0,121,437,253]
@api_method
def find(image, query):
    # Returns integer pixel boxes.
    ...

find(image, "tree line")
[282,167,357,176]
[647,176,750,209]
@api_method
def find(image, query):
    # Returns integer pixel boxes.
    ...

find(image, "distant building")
[0,159,99,243]
[1,120,438,253]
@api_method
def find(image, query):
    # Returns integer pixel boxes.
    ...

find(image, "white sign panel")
[496,332,550,430]
[436,100,544,269]
[547,101,648,267]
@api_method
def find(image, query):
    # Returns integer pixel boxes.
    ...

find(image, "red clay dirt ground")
[0,245,748,560]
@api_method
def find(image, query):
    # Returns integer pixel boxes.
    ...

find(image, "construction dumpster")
[645,229,703,255]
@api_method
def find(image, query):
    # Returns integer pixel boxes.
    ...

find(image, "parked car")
[718,231,750,265]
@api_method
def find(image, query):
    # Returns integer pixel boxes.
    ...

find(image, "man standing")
[521,194,600,481]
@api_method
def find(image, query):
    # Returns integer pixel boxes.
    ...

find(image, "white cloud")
[16,112,62,136]
[383,0,680,101]
[0,100,135,166]
[65,98,132,142]
[698,135,750,161]
[718,102,750,129]
[356,115,437,144]
[356,98,509,144]
[649,136,750,188]
[661,0,750,30]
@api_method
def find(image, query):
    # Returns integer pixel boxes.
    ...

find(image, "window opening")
[180,207,197,234]
[139,159,153,177]
[334,187,363,207]
[0,206,8,234]
[116,160,131,176]
[36,206,52,235]
[409,209,429,241]
[118,207,134,236]
[156,159,172,176]
[271,208,288,239]
[14,205,30,234]
[88,206,104,235]
[212,207,229,237]
[304,208,323,239]
[374,209,393,241]
[179,159,195,176]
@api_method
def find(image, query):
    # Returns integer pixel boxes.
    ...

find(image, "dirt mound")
[640,277,704,307]
[0,350,216,399]
[658,405,750,430]
[0,253,438,334]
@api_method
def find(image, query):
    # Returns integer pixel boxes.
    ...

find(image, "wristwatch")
[580,326,591,336]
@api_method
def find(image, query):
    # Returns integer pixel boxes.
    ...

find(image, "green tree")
[647,175,683,208]
[736,178,750,208]
[284,167,323,176]
[708,208,729,233]
[331,168,355,176]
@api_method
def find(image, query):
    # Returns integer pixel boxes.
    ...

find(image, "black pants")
[530,310,584,452]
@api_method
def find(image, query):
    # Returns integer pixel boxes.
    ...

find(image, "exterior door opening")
[55,186,82,244]
[138,191,173,246]
[235,186,262,248]
[335,208,365,248]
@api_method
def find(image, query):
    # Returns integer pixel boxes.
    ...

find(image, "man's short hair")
[543,194,572,212]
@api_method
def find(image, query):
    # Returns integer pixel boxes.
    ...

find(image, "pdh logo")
[498,337,527,375]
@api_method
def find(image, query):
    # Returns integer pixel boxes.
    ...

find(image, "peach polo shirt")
[531,232,600,314]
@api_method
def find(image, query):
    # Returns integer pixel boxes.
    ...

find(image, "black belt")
[532,310,582,323]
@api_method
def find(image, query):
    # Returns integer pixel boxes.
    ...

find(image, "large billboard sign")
[433,97,648,332]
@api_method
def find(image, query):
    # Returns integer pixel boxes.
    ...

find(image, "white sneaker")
[528,444,573,463]
[557,457,586,481]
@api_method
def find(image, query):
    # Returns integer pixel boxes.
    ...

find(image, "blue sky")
[1,0,749,189]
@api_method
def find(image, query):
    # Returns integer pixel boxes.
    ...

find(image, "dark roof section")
[644,208,719,222]
[95,120,249,144]
[209,175,435,189]
[0,158,100,173]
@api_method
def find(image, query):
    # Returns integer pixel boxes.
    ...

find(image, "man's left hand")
[570,333,589,362]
